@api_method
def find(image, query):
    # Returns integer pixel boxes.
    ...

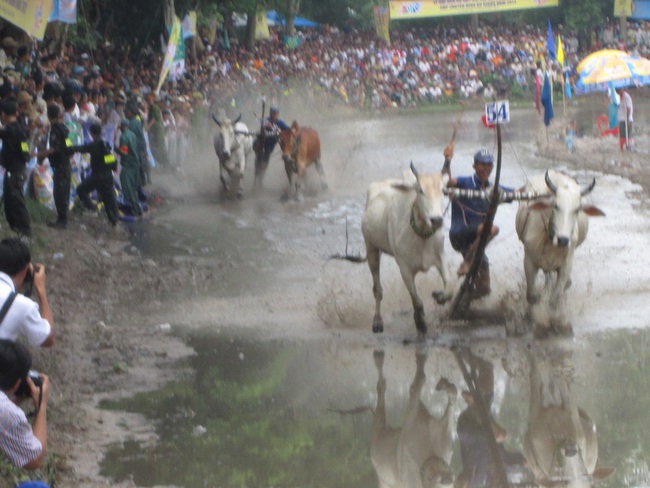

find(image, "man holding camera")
[0,238,54,347]
[0,339,50,469]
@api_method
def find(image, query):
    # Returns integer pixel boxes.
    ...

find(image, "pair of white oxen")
[360,163,604,336]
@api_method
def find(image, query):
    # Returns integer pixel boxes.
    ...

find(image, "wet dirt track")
[101,105,650,487]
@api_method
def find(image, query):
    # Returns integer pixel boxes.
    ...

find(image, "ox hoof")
[533,326,552,340]
[432,291,449,305]
[372,315,384,333]
[321,182,329,191]
[236,190,244,200]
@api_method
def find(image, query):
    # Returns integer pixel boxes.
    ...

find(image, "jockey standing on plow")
[445,145,512,300]
[259,106,289,163]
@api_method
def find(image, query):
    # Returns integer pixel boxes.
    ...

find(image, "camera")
[23,264,40,298]
[15,370,42,398]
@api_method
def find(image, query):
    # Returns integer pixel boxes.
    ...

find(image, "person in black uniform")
[69,122,118,226]
[0,99,32,237]
[39,104,71,229]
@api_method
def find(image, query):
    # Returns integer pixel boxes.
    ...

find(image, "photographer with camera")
[0,339,50,470]
[0,238,54,347]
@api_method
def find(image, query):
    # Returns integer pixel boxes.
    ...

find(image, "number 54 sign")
[485,100,510,124]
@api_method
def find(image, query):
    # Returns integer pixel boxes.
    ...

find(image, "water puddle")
[100,329,650,488]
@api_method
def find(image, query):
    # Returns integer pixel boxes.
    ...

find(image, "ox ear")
[582,205,606,217]
[529,201,550,211]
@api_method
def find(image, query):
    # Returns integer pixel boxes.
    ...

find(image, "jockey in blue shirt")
[445,146,512,298]
[260,106,289,162]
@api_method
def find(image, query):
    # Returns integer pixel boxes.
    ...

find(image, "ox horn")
[544,170,558,194]
[410,161,419,178]
[580,177,596,196]
[234,113,242,124]
[211,113,221,127]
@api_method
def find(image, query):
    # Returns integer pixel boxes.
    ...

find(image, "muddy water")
[102,106,650,486]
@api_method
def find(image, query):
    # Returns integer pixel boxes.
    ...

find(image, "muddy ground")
[5,113,649,488]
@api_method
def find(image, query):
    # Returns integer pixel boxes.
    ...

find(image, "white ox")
[371,351,456,488]
[213,113,254,199]
[524,350,615,487]
[361,163,452,335]
[515,171,604,323]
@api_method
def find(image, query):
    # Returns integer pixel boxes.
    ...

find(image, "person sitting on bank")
[0,238,53,347]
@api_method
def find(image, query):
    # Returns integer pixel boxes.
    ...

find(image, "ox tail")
[328,253,367,264]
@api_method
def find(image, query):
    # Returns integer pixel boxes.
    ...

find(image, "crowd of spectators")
[0,18,646,178]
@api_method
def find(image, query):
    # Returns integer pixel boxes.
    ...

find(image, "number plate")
[485,100,510,124]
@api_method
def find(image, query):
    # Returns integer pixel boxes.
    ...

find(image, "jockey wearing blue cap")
[445,145,511,298]
[259,106,289,162]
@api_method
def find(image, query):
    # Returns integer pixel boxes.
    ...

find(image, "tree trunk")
[244,11,256,50]
[285,0,301,37]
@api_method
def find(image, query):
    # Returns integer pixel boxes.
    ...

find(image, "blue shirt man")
[260,106,289,162]
[446,147,510,298]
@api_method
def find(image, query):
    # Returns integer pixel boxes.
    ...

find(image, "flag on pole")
[182,11,197,39]
[556,34,564,66]
[541,71,554,126]
[156,15,182,94]
[534,72,542,114]
[546,20,555,61]
[255,10,270,40]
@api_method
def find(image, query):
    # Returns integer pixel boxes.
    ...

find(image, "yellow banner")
[389,0,558,19]
[255,11,269,40]
[156,15,182,94]
[0,0,53,40]
[614,0,632,17]
[374,6,390,44]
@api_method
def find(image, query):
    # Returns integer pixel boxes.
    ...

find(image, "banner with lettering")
[156,15,182,94]
[0,0,53,39]
[373,6,390,44]
[389,0,558,19]
[49,0,76,24]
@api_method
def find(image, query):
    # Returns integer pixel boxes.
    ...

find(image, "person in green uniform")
[117,119,141,217]
[146,93,169,167]
[124,103,148,186]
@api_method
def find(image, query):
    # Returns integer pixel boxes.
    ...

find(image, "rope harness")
[410,201,435,238]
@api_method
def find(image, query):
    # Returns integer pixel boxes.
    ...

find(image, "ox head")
[403,162,449,234]
[529,171,605,248]
[213,113,242,160]
[279,120,299,165]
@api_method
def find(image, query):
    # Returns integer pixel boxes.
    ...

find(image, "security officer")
[69,122,119,226]
[118,118,141,217]
[0,99,32,236]
[39,104,72,229]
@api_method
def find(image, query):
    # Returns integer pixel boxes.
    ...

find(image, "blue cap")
[270,106,279,113]
[474,149,494,165]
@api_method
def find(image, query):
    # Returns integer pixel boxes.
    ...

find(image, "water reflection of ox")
[363,344,615,488]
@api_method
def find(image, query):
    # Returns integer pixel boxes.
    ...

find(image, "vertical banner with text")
[374,6,390,44]
[0,0,53,39]
[156,15,182,94]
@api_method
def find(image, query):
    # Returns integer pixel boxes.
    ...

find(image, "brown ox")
[371,350,457,488]
[524,349,615,487]
[278,121,328,200]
